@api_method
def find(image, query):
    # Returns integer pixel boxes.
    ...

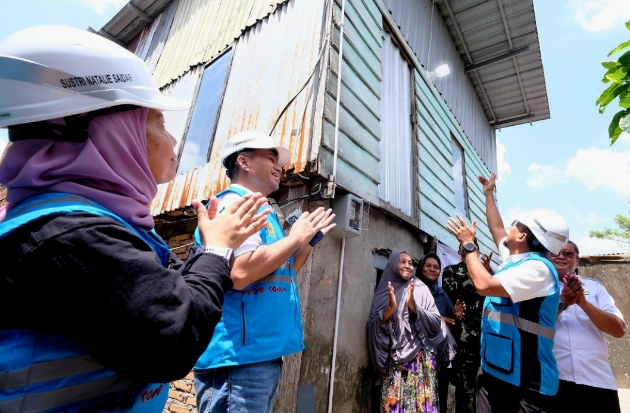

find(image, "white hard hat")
[220,131,291,168]
[0,25,189,127]
[517,210,569,255]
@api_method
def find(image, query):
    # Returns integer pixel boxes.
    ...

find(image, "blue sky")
[2,0,630,254]
[496,0,630,255]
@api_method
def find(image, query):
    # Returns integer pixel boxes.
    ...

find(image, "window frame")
[377,22,421,224]
[450,135,470,219]
[175,46,235,171]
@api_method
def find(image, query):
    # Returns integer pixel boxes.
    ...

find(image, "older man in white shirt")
[549,240,625,413]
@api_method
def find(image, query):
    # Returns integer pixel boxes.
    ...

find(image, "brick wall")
[164,373,198,413]
[167,232,195,260]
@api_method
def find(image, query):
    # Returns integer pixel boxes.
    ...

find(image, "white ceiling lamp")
[427,63,450,82]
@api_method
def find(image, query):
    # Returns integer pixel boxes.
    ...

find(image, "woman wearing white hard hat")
[446,173,569,413]
[0,26,269,413]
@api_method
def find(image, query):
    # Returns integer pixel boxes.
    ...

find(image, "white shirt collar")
[507,251,533,264]
[230,183,252,193]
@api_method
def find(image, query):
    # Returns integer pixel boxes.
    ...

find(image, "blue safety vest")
[480,253,560,396]
[194,186,304,369]
[0,193,170,413]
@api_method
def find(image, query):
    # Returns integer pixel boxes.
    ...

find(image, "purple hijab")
[0,107,157,231]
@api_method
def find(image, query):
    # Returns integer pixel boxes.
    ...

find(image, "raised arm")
[478,173,507,248]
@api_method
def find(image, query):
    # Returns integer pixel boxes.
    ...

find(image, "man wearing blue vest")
[446,173,569,413]
[193,131,336,413]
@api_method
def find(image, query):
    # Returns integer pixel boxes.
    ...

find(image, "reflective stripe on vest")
[0,355,102,390]
[0,373,149,413]
[194,186,304,369]
[480,253,560,396]
[482,307,556,340]
[0,193,170,412]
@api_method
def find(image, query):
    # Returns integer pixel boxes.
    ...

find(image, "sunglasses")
[549,250,577,259]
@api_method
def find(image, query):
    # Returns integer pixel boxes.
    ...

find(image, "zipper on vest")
[241,302,246,346]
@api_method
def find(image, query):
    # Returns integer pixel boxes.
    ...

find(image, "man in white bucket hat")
[193,131,336,413]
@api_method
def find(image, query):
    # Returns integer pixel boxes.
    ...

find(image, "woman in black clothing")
[0,26,267,413]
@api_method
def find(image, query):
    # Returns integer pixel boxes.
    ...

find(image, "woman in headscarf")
[416,253,466,413]
[368,250,457,413]
[0,26,268,413]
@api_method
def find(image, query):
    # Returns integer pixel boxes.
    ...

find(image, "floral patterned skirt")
[381,349,439,413]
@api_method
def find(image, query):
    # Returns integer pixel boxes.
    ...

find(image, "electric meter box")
[330,193,363,239]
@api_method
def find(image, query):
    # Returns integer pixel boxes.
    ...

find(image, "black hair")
[516,222,549,254]
[224,150,256,181]
[224,148,280,181]
[566,240,580,255]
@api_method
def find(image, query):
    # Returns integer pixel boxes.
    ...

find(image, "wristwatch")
[462,242,477,254]
[558,301,568,311]
[195,246,235,269]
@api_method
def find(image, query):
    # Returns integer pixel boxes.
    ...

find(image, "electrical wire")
[269,0,335,135]
[269,36,329,135]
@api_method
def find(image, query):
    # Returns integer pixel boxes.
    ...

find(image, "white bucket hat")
[0,25,189,127]
[220,131,291,168]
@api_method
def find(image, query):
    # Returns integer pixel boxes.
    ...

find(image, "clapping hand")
[289,207,336,246]
[193,193,269,250]
[383,281,397,322]
[560,273,583,307]
[406,281,416,314]
[480,252,494,272]
[453,299,466,320]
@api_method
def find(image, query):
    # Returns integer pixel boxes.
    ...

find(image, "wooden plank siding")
[414,70,497,256]
[322,0,498,258]
[319,0,384,204]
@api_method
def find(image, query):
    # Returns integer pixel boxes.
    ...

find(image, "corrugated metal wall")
[379,32,414,217]
[151,0,326,215]
[151,0,287,87]
[319,0,383,205]
[384,0,497,174]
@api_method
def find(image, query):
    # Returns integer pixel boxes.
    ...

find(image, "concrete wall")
[297,206,425,413]
[578,260,630,389]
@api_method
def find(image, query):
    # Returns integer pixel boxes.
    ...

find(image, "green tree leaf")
[601,60,619,69]
[626,20,630,31]
[590,214,630,251]
[620,112,630,132]
[598,83,628,113]
[606,66,629,82]
[609,110,626,143]
[608,39,630,57]
[619,50,630,66]
[597,82,617,106]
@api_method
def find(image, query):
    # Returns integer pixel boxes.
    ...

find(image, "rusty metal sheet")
[151,0,326,216]
[152,0,287,87]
